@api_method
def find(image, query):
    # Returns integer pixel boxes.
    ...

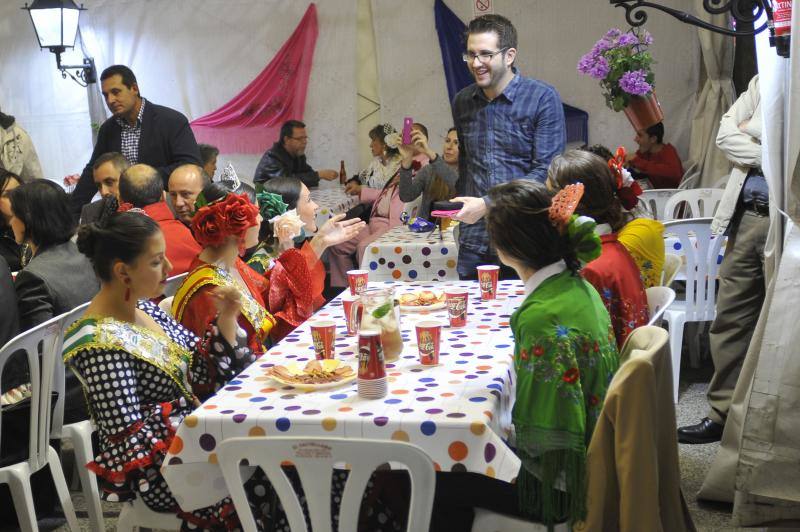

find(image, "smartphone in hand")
[402,117,413,145]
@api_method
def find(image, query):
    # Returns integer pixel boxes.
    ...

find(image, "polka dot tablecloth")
[309,183,359,230]
[360,224,459,282]
[162,280,524,511]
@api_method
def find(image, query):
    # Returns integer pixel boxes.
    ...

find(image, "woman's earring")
[124,277,131,302]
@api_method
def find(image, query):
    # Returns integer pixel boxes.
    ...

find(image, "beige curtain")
[685,3,735,188]
[699,10,800,526]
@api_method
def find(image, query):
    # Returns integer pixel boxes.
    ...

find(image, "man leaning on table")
[678,75,768,444]
[253,119,338,189]
[450,14,566,280]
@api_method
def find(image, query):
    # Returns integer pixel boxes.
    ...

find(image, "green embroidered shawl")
[510,269,619,527]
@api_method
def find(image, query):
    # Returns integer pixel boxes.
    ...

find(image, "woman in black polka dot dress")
[63,200,274,530]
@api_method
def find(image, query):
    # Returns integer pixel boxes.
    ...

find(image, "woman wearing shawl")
[248,177,364,339]
[432,181,619,530]
[63,199,271,529]
[171,183,276,396]
[547,150,650,348]
[581,144,665,288]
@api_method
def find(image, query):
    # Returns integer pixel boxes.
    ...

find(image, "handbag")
[0,391,59,467]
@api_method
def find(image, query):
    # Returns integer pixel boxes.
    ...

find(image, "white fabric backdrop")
[1,0,357,184]
[371,0,700,162]
[1,0,700,183]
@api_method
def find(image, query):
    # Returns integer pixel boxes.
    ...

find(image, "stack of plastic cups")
[357,331,387,398]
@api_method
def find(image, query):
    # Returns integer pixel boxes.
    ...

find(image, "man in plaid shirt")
[452,15,566,279]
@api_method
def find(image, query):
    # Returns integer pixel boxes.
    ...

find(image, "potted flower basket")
[578,28,663,131]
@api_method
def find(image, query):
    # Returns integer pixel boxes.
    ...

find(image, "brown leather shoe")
[677,417,724,444]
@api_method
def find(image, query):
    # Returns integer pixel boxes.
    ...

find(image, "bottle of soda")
[339,160,347,185]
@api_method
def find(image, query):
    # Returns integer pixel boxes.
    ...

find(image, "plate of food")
[397,290,446,311]
[266,360,356,391]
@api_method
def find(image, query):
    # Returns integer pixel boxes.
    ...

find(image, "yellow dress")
[618,218,665,288]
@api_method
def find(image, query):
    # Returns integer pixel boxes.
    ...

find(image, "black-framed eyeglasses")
[462,47,508,64]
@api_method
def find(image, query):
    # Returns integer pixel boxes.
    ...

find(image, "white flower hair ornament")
[384,132,402,150]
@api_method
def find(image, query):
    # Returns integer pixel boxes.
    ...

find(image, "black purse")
[0,391,59,467]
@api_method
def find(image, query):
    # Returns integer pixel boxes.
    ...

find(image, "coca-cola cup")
[357,331,387,398]
[476,265,500,300]
[341,295,362,336]
[445,288,469,328]
[310,321,336,360]
[346,269,369,296]
[415,321,443,365]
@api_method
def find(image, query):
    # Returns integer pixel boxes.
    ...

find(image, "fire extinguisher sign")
[473,0,494,18]
[773,0,792,35]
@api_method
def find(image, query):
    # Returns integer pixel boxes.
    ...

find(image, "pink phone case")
[430,209,460,218]
[402,117,413,144]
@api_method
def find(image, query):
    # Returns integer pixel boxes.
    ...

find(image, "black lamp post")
[22,0,97,86]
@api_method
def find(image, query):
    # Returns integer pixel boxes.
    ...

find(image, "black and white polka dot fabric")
[69,299,263,530]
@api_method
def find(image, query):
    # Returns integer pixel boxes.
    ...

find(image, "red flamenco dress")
[581,229,650,349]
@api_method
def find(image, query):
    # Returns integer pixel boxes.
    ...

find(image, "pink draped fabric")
[190,4,318,154]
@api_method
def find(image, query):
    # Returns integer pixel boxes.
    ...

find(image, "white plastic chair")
[159,296,174,316]
[661,253,682,287]
[646,286,676,327]
[217,436,436,532]
[117,497,181,531]
[0,314,80,532]
[639,189,679,220]
[661,219,725,402]
[51,302,106,532]
[662,188,724,221]
[162,272,187,298]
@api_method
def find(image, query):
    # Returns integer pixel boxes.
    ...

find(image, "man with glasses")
[254,119,338,188]
[451,14,566,279]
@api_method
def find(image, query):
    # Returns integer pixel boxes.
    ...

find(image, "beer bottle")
[339,160,347,185]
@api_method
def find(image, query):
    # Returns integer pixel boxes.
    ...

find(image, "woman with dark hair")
[249,177,364,338]
[63,198,270,529]
[330,124,406,287]
[10,179,100,331]
[433,181,619,531]
[398,127,459,221]
[547,150,649,348]
[0,170,29,270]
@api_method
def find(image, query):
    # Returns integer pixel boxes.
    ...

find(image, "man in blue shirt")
[451,14,566,279]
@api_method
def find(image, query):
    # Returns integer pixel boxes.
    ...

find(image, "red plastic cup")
[341,295,362,336]
[310,321,336,360]
[346,269,369,296]
[477,265,500,300]
[445,289,469,327]
[357,331,386,381]
[415,321,443,365]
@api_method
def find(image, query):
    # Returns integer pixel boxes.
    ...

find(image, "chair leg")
[7,470,37,532]
[65,424,105,532]
[48,446,81,531]
[117,502,135,532]
[665,314,686,403]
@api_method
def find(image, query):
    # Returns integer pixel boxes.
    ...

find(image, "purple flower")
[577,53,610,79]
[592,37,613,54]
[619,69,653,96]
[639,30,654,45]
[605,28,622,40]
[617,33,639,47]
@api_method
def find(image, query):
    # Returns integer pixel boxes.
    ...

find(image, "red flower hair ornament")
[191,193,259,248]
[608,146,643,211]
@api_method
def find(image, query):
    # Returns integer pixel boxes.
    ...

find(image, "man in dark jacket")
[70,64,201,216]
[253,119,338,188]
